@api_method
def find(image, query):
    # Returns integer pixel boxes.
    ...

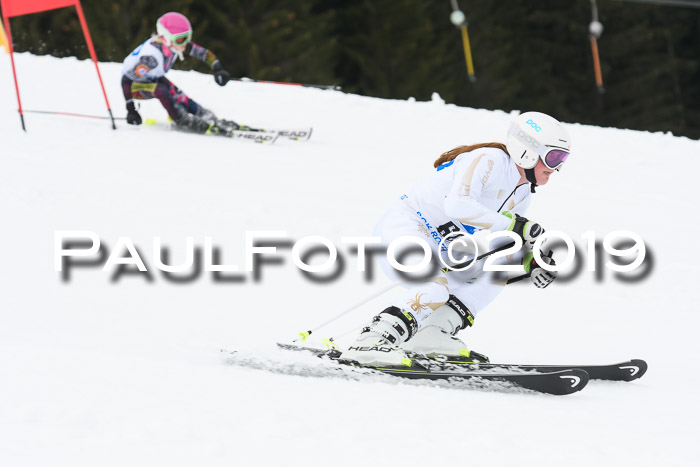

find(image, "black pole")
[107,108,116,129]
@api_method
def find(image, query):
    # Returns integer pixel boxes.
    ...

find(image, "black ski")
[417,357,648,382]
[275,343,588,395]
[277,344,646,382]
[358,363,588,396]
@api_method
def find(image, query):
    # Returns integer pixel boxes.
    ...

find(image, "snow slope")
[1,53,699,466]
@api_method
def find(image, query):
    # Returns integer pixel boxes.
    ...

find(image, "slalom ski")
[140,118,311,143]
[214,119,312,142]
[229,129,279,144]
[352,363,588,396]
[229,127,312,143]
[274,128,313,142]
[420,358,648,382]
[277,344,647,383]
[273,344,588,395]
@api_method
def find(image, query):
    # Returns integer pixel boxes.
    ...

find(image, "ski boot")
[195,106,217,123]
[401,295,489,364]
[193,108,256,132]
[175,113,212,134]
[176,113,231,136]
[341,306,418,367]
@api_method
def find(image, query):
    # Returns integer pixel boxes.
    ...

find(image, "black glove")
[504,211,543,250]
[212,61,231,86]
[126,101,142,125]
[524,250,557,289]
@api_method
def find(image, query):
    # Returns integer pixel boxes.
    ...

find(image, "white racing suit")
[376,146,532,325]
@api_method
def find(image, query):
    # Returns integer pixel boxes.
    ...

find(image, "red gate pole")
[74,1,115,129]
[3,16,25,131]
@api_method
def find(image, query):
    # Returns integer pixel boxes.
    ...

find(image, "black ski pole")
[448,241,516,271]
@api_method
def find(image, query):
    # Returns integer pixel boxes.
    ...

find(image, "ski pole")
[314,320,372,350]
[447,241,516,271]
[506,274,529,285]
[24,109,126,120]
[293,281,401,343]
[230,77,341,91]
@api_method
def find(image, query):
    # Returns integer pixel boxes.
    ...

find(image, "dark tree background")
[4,0,700,138]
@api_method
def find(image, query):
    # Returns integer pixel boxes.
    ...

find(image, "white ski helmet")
[506,112,571,170]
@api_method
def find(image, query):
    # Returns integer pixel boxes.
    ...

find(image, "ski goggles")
[542,148,569,170]
[508,123,570,169]
[166,30,192,47]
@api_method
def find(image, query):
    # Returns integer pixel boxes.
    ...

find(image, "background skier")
[342,112,570,366]
[121,12,234,134]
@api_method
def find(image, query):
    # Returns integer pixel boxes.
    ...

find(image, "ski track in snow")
[1,53,699,467]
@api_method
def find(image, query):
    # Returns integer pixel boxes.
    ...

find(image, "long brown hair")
[433,142,509,168]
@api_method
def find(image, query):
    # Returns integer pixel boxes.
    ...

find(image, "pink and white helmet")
[156,12,192,49]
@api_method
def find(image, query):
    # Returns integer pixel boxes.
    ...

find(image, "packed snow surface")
[1,54,699,466]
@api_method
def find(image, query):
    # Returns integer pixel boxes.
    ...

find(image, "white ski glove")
[524,250,557,289]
